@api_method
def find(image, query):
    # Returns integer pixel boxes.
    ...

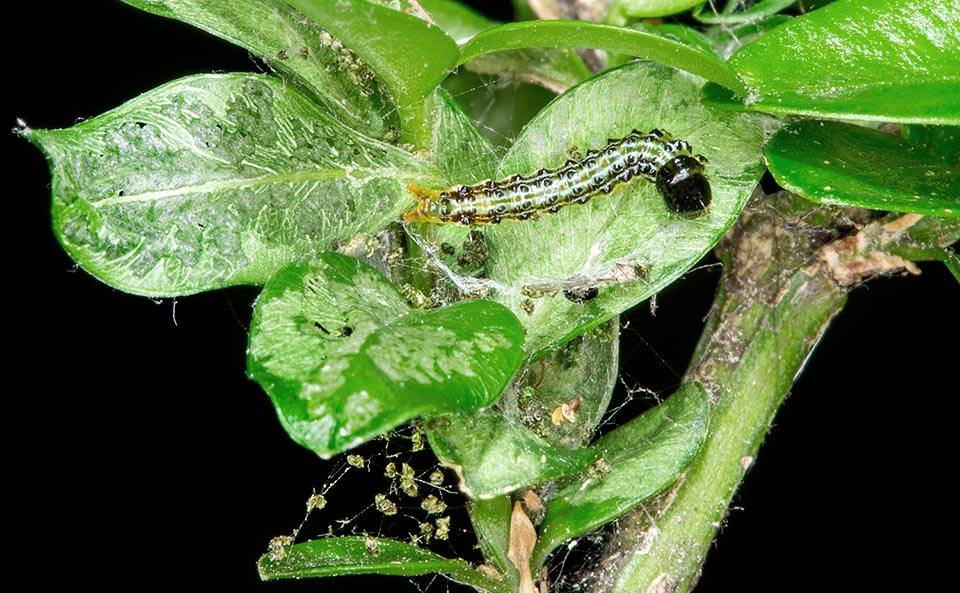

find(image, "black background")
[7,2,957,592]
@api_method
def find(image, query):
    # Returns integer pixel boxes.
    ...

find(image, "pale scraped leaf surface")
[248,253,524,458]
[28,74,440,296]
[482,61,769,355]
[122,0,400,139]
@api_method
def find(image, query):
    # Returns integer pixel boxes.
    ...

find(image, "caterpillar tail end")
[403,183,441,224]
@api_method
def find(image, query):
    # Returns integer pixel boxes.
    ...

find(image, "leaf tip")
[13,117,40,146]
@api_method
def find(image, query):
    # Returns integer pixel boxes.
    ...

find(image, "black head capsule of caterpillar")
[655,154,712,219]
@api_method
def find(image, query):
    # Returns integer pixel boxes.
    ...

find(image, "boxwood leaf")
[608,0,704,22]
[121,0,400,140]
[532,382,709,568]
[425,319,619,498]
[478,61,770,356]
[247,253,525,458]
[428,408,601,499]
[718,0,960,124]
[284,0,459,125]
[458,19,746,95]
[467,495,516,580]
[258,535,510,593]
[23,73,440,297]
[765,120,960,217]
[426,88,501,185]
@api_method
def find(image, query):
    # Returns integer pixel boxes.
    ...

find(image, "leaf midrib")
[92,167,433,207]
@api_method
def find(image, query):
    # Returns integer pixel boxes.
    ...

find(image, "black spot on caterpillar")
[404,129,710,225]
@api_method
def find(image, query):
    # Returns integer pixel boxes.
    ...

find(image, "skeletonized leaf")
[26,74,439,296]
[121,0,400,139]
[248,253,525,458]
[284,0,459,124]
[480,61,769,356]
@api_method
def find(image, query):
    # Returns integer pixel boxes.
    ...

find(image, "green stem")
[400,93,443,301]
[581,196,958,591]
[598,193,853,592]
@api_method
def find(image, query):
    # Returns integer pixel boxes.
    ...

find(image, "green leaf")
[121,0,399,140]
[468,496,516,580]
[247,253,525,458]
[608,0,703,23]
[283,0,459,131]
[258,535,510,593]
[457,19,747,95]
[427,319,620,496]
[765,121,960,217]
[718,0,960,124]
[883,216,960,272]
[945,249,960,283]
[474,61,769,356]
[428,408,601,498]
[24,74,438,297]
[427,88,502,185]
[532,382,710,568]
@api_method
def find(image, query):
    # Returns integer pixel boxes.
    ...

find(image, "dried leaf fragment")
[508,500,538,593]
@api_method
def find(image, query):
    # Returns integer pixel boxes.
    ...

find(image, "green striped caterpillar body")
[404,129,711,226]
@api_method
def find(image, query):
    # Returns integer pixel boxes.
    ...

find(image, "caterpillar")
[404,129,711,226]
